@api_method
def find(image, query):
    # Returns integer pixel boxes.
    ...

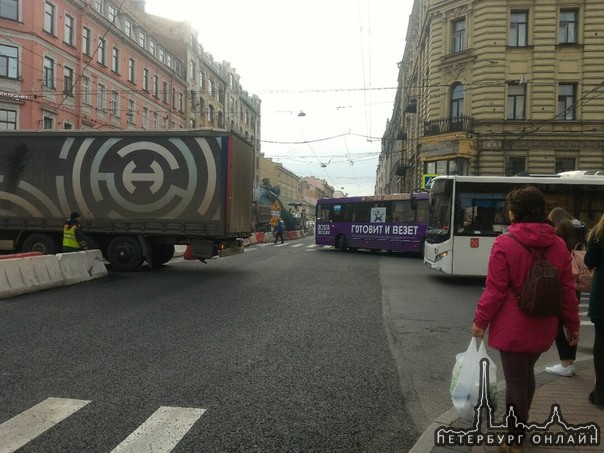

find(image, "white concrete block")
[3,259,27,293]
[85,250,107,279]
[57,252,90,285]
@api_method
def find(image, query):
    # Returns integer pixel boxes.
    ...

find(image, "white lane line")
[110,406,205,453]
[0,397,91,453]
[290,244,304,248]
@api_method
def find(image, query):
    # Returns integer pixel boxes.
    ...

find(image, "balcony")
[424,115,474,136]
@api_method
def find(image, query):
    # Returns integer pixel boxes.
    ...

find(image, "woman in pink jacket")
[472,186,580,453]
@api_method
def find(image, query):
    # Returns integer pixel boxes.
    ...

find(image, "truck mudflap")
[185,238,244,260]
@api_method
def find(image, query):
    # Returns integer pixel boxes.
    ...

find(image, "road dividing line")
[110,406,206,453]
[0,397,91,453]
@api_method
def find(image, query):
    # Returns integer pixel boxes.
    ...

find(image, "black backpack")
[507,233,563,317]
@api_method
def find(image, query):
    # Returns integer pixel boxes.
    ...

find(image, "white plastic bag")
[450,337,497,422]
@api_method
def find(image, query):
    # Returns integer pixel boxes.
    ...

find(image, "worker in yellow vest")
[62,211,88,252]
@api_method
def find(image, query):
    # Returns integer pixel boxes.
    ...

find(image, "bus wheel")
[107,236,143,272]
[22,233,57,255]
[152,244,175,266]
[336,235,347,252]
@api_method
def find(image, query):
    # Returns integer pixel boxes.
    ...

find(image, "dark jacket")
[585,237,604,320]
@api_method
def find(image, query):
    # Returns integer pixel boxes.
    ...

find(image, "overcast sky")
[145,0,413,196]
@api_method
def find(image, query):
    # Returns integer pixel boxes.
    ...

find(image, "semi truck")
[0,129,254,271]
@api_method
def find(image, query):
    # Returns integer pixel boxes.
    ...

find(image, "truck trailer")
[0,129,254,271]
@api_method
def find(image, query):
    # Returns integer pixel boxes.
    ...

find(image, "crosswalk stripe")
[0,397,91,453]
[110,406,205,453]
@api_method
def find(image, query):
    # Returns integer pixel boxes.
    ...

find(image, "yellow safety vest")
[63,225,80,249]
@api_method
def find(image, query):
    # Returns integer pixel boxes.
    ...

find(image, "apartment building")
[378,0,604,194]
[0,0,189,129]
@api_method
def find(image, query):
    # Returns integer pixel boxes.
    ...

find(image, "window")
[450,83,464,123]
[0,44,18,79]
[143,68,149,91]
[557,83,576,120]
[452,18,465,53]
[153,75,158,97]
[97,37,106,64]
[199,71,203,88]
[81,76,90,104]
[111,90,119,115]
[142,106,148,128]
[128,58,135,82]
[153,112,158,128]
[162,81,168,103]
[138,31,145,48]
[64,14,75,45]
[82,27,91,56]
[43,56,54,89]
[0,0,18,21]
[149,40,155,56]
[158,47,165,62]
[506,83,525,120]
[112,47,119,73]
[124,19,132,37]
[94,0,103,13]
[208,105,215,123]
[178,93,183,112]
[43,115,54,129]
[63,66,74,96]
[556,158,575,173]
[505,157,526,176]
[189,62,195,81]
[559,10,578,44]
[509,11,528,47]
[127,99,135,122]
[97,83,106,111]
[44,1,56,35]
[0,109,17,129]
[207,79,213,97]
[108,5,116,23]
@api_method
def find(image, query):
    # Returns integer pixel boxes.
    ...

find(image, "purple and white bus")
[314,192,429,253]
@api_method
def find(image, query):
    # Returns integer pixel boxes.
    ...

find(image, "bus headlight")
[434,250,449,262]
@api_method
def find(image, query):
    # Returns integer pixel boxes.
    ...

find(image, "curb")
[409,355,594,452]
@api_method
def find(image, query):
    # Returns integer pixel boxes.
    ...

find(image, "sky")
[145,0,413,196]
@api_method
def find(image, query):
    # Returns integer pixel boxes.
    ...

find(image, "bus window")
[392,201,414,223]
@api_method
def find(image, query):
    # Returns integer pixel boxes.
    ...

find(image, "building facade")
[0,0,189,130]
[378,0,604,194]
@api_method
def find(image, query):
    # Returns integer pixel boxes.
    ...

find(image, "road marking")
[0,397,91,453]
[110,406,205,453]
[581,320,594,326]
[290,244,304,248]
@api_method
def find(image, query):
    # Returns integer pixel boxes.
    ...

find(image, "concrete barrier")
[0,250,107,300]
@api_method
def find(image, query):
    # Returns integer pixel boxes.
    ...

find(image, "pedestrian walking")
[545,207,585,377]
[274,219,285,244]
[62,211,88,252]
[584,213,604,407]
[472,186,580,453]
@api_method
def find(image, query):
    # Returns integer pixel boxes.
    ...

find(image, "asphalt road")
[0,237,416,452]
[0,236,595,452]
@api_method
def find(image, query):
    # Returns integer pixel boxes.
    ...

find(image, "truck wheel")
[22,233,57,255]
[336,235,347,252]
[107,236,143,272]
[152,244,175,265]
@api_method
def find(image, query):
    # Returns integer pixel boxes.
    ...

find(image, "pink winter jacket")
[474,222,580,353]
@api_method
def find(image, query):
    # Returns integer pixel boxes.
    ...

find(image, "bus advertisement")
[315,192,429,253]
[423,174,604,277]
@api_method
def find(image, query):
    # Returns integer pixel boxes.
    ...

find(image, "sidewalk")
[411,357,604,452]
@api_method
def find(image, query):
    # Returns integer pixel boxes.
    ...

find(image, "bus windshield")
[315,192,429,254]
